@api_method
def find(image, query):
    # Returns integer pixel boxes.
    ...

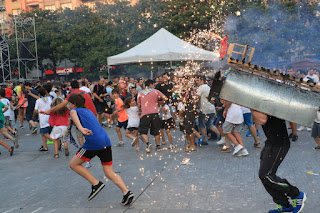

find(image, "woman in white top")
[223,102,248,157]
[123,97,140,151]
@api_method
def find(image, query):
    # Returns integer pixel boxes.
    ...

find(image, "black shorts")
[127,127,138,132]
[182,111,195,135]
[139,113,160,136]
[105,108,113,114]
[160,118,174,130]
[94,101,106,113]
[117,120,128,129]
[76,146,112,165]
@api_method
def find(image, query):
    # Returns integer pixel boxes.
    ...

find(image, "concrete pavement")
[0,123,319,213]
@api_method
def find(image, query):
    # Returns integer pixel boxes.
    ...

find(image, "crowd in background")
[1,66,320,158]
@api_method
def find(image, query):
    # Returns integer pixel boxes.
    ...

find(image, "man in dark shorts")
[251,110,307,213]
[137,79,167,153]
[23,82,39,134]
[93,78,107,124]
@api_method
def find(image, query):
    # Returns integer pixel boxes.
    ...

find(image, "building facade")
[3,0,137,17]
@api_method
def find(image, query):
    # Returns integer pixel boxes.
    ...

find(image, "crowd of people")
[0,68,315,211]
[1,68,319,157]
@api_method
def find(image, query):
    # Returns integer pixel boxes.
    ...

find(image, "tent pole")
[170,60,172,69]
[108,66,110,80]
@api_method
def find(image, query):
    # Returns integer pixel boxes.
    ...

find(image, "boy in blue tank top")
[68,94,134,205]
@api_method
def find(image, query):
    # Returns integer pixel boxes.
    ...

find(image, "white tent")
[107,28,218,66]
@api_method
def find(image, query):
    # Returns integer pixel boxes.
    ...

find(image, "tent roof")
[107,28,218,65]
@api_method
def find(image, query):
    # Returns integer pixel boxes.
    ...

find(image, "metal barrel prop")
[219,69,320,127]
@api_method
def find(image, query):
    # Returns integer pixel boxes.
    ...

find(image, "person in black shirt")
[24,82,39,134]
[93,78,107,124]
[251,110,306,213]
[155,72,173,101]
[155,72,175,120]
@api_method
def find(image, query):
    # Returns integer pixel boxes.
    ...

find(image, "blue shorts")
[243,113,253,126]
[40,126,53,135]
[117,120,128,130]
[198,113,216,130]
[0,120,4,129]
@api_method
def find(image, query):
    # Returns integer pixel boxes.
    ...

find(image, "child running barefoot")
[49,98,70,158]
[68,94,134,204]
[123,97,140,151]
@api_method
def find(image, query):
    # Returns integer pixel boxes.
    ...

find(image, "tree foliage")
[13,0,320,77]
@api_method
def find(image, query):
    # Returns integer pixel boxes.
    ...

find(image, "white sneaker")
[297,126,306,131]
[115,142,124,147]
[131,137,138,147]
[232,144,243,155]
[168,144,174,149]
[216,137,226,145]
[236,148,249,157]
[307,128,312,131]
[146,143,152,153]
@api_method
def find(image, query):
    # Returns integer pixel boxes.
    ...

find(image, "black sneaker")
[288,133,293,139]
[122,190,134,206]
[88,181,105,201]
[156,146,162,152]
[39,146,48,151]
[9,147,14,156]
[32,127,38,134]
[292,134,298,142]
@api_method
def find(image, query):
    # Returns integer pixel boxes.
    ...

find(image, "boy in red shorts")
[68,93,134,205]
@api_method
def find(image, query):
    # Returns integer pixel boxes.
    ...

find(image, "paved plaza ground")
[0,123,319,213]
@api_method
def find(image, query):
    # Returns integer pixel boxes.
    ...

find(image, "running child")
[123,97,140,151]
[0,89,19,148]
[9,98,17,136]
[1,93,12,136]
[49,98,70,158]
[0,95,14,156]
[68,93,134,205]
[112,89,129,147]
[159,100,174,149]
[34,87,53,151]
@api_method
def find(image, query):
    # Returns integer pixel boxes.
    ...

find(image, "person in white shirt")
[123,97,140,151]
[0,90,19,148]
[159,101,174,149]
[127,78,135,93]
[223,102,248,156]
[196,76,220,144]
[80,80,91,94]
[304,68,319,83]
[1,96,15,135]
[34,87,53,151]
